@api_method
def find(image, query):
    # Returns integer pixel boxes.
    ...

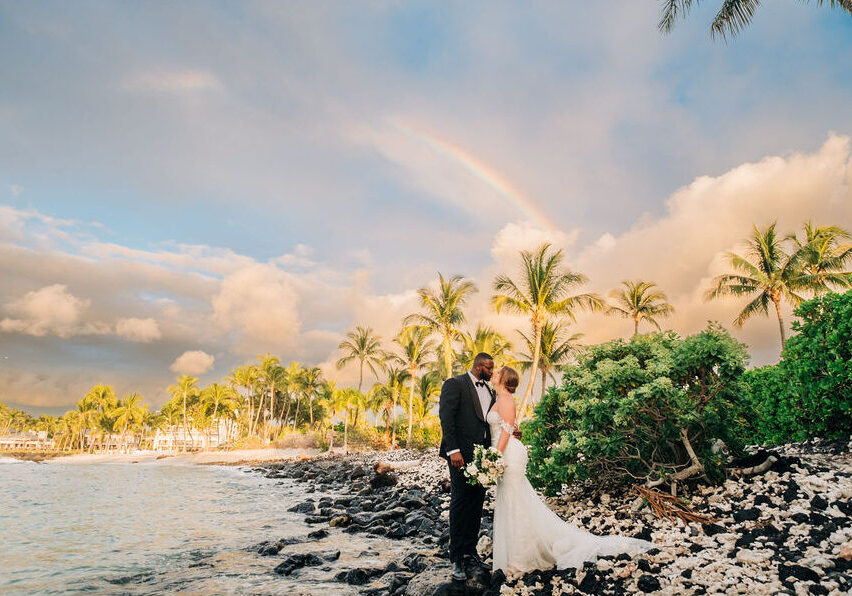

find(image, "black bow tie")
[475,380,487,388]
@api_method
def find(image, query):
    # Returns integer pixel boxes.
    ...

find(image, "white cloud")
[170,350,215,375]
[569,133,852,363]
[211,263,302,354]
[0,284,100,338]
[115,317,162,342]
[9,185,23,197]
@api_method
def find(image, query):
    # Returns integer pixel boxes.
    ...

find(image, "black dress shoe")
[463,553,489,574]
[451,560,466,582]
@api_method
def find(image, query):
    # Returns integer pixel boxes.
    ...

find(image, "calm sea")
[0,457,410,594]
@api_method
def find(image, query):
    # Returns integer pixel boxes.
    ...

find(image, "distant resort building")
[0,431,55,451]
[151,418,237,452]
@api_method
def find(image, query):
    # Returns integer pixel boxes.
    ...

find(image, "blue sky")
[1,1,851,413]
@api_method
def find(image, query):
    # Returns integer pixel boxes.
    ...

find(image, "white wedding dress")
[488,410,652,573]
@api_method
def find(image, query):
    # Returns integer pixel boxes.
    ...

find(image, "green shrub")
[744,290,852,444]
[272,429,328,450]
[525,324,753,495]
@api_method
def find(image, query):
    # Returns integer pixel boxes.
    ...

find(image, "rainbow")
[391,121,558,233]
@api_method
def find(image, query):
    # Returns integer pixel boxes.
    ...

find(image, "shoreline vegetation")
[3,222,850,471]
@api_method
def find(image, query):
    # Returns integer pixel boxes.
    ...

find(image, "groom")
[439,352,495,582]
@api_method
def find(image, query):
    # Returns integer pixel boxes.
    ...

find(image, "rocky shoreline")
[250,436,852,595]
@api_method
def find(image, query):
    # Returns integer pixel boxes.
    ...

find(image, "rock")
[736,549,772,565]
[439,478,451,493]
[329,514,351,527]
[338,567,382,585]
[703,523,727,536]
[809,494,829,510]
[288,501,316,514]
[839,543,852,561]
[404,564,488,596]
[307,529,329,540]
[779,564,821,583]
[637,574,661,592]
[733,508,761,523]
[274,553,324,575]
[371,471,399,489]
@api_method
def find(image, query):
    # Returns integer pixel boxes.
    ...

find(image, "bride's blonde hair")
[498,366,519,394]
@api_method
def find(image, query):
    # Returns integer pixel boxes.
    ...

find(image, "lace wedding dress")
[487,410,652,573]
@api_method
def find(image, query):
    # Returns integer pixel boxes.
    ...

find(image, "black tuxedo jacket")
[438,372,495,462]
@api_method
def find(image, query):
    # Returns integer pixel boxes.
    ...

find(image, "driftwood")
[646,428,707,496]
[633,484,717,525]
[729,455,778,477]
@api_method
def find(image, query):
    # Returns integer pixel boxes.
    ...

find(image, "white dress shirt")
[446,372,493,457]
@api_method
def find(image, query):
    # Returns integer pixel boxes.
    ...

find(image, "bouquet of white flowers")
[463,445,505,487]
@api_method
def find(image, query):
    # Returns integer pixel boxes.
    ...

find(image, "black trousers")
[447,460,486,563]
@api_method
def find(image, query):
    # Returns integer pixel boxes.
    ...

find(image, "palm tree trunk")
[518,320,542,416]
[772,294,786,349]
[443,335,453,380]
[391,394,398,448]
[407,374,416,447]
[309,395,314,429]
[634,316,640,336]
[182,389,189,453]
[540,368,547,402]
[269,382,276,430]
[252,392,265,438]
[343,415,348,454]
[292,393,301,430]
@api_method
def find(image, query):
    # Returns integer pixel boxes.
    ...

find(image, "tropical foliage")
[659,0,852,40]
[5,219,848,465]
[525,324,753,494]
[743,289,852,444]
[706,222,852,350]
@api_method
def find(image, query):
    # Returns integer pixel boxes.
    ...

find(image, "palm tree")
[413,371,442,424]
[227,365,259,436]
[458,325,515,371]
[257,354,284,437]
[382,365,410,447]
[607,280,675,336]
[659,0,852,40]
[200,383,239,444]
[300,367,324,429]
[336,326,386,393]
[493,243,603,415]
[788,222,852,294]
[393,326,436,446]
[706,223,807,349]
[404,273,477,380]
[111,393,148,453]
[366,382,392,432]
[168,375,200,451]
[332,387,361,453]
[517,321,583,402]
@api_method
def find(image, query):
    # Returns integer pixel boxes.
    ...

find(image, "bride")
[488,366,652,573]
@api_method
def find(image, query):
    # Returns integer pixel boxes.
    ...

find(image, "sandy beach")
[0,447,323,465]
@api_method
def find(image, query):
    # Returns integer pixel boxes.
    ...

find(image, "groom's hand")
[512,429,523,440]
[449,452,465,468]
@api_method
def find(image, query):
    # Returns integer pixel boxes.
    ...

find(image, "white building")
[0,431,55,450]
[151,418,237,451]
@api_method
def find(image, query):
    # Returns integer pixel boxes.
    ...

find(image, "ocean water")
[0,457,411,594]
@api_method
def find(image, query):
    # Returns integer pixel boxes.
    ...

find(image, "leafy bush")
[744,290,852,444]
[525,324,753,495]
[405,420,443,450]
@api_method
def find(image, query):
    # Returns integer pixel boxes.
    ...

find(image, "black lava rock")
[307,529,329,540]
[778,564,820,583]
[733,508,761,523]
[288,501,316,514]
[637,574,661,592]
[810,495,828,511]
[702,523,726,536]
[274,553,323,576]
